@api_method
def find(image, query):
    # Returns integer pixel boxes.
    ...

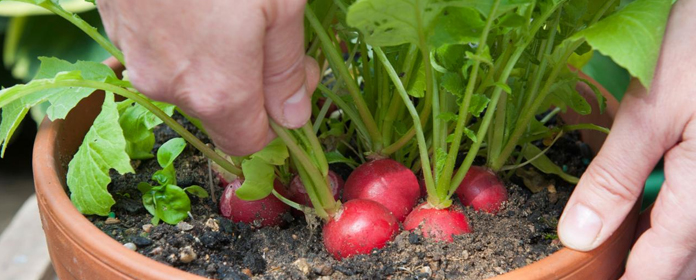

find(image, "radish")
[219,178,290,227]
[455,166,508,214]
[343,159,420,221]
[289,170,343,207]
[322,199,399,260]
[403,203,471,242]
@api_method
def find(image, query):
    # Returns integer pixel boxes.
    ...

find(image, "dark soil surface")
[88,114,590,280]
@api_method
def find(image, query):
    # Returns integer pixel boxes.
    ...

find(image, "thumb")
[261,0,320,129]
[558,80,676,251]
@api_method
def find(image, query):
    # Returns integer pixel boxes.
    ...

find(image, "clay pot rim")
[31,61,634,279]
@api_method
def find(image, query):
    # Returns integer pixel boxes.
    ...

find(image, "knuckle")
[584,160,642,204]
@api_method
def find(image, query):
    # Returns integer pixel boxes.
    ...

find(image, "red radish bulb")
[403,203,471,242]
[323,199,399,260]
[343,159,420,221]
[219,178,290,227]
[455,166,508,214]
[289,170,344,206]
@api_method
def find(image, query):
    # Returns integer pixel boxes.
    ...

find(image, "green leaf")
[151,185,191,225]
[0,58,116,156]
[157,137,186,169]
[66,92,134,216]
[0,102,29,157]
[463,127,477,143]
[118,100,176,160]
[184,185,209,198]
[469,94,490,117]
[452,0,533,18]
[153,165,177,186]
[35,57,115,120]
[521,145,579,184]
[407,64,426,98]
[325,151,359,169]
[437,112,458,122]
[441,72,464,96]
[579,78,606,114]
[347,0,449,47]
[573,0,672,88]
[235,157,276,201]
[250,138,288,166]
[137,182,153,194]
[428,7,485,47]
[548,80,591,115]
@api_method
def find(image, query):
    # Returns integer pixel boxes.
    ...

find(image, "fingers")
[557,80,681,251]
[261,0,318,129]
[622,120,696,280]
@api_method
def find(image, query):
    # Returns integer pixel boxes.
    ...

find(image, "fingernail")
[283,84,310,128]
[558,203,602,251]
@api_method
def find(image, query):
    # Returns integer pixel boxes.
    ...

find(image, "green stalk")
[374,47,438,207]
[270,121,339,218]
[490,39,585,171]
[302,123,329,176]
[437,0,500,200]
[383,45,419,146]
[40,2,124,65]
[316,84,371,143]
[305,8,382,151]
[272,189,304,212]
[449,45,528,197]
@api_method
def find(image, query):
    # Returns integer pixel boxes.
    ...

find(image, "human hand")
[97,0,319,156]
[558,1,696,279]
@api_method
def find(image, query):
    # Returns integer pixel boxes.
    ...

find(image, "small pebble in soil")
[132,236,153,247]
[149,247,163,256]
[242,268,253,277]
[418,266,432,278]
[293,258,311,276]
[105,217,120,225]
[142,224,153,233]
[124,227,138,236]
[123,242,137,251]
[176,221,194,231]
[314,264,334,276]
[204,218,219,232]
[179,246,197,264]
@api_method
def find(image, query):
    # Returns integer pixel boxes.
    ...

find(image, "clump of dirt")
[88,115,589,280]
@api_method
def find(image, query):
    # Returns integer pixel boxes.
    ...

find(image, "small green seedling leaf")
[463,127,477,143]
[153,166,176,186]
[152,185,191,225]
[157,137,186,169]
[521,145,579,184]
[67,93,133,216]
[118,100,176,160]
[236,156,276,201]
[184,185,209,198]
[250,138,289,166]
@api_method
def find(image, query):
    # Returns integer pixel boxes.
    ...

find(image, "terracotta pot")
[32,60,634,279]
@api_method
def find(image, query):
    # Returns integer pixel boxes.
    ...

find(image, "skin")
[99,1,696,278]
[557,1,696,279]
[97,0,320,156]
